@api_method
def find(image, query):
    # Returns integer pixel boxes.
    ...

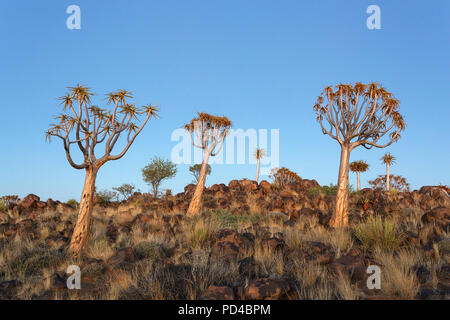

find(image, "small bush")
[0,195,19,206]
[134,242,166,260]
[353,216,404,251]
[66,199,78,208]
[7,247,66,277]
[309,184,355,196]
[213,211,260,229]
[95,190,118,207]
[269,167,302,188]
[0,200,8,213]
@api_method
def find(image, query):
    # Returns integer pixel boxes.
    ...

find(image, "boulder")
[420,186,450,199]
[421,207,450,227]
[259,180,272,192]
[240,179,258,192]
[107,247,135,265]
[211,229,254,260]
[20,194,40,210]
[244,278,291,300]
[184,184,196,194]
[199,286,235,300]
[228,180,241,190]
[329,255,367,281]
[238,257,256,276]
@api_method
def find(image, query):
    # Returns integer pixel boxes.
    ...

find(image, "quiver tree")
[349,160,369,191]
[313,82,405,227]
[381,153,396,191]
[253,148,266,183]
[369,174,409,192]
[185,112,231,215]
[269,167,302,188]
[46,84,159,255]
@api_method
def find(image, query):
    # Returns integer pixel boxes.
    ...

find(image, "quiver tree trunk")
[356,172,361,191]
[256,158,260,183]
[386,164,390,191]
[187,152,210,215]
[69,167,97,255]
[330,145,350,228]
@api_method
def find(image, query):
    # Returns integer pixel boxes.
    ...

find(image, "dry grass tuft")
[353,216,404,251]
[373,249,420,299]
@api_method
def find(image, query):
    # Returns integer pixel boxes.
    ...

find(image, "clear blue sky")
[0,1,449,201]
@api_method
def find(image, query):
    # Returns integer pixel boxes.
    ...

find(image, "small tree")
[95,189,118,207]
[269,167,301,188]
[381,153,396,191]
[142,157,177,197]
[189,163,211,183]
[369,174,409,192]
[184,112,231,215]
[112,183,136,200]
[313,82,405,227]
[349,160,369,191]
[253,148,266,183]
[46,84,158,255]
[0,195,19,207]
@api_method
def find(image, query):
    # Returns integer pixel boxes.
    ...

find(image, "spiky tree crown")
[369,174,409,192]
[350,160,369,172]
[46,84,159,169]
[184,112,231,155]
[313,82,406,149]
[253,148,266,160]
[381,152,396,165]
[269,167,302,187]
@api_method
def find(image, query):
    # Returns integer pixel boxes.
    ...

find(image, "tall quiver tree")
[349,160,369,191]
[313,82,405,227]
[46,84,158,255]
[185,112,231,215]
[253,148,266,183]
[381,152,396,191]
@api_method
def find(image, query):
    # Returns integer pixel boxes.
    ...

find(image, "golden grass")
[373,249,420,299]
[252,241,284,277]
[335,271,359,300]
[1,204,438,300]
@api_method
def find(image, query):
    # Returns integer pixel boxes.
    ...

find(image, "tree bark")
[256,158,260,183]
[187,152,211,215]
[330,145,350,228]
[69,167,97,255]
[152,184,159,198]
[386,163,390,191]
[357,171,360,191]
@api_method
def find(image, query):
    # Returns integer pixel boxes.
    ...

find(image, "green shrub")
[213,211,260,229]
[353,216,404,251]
[0,200,8,213]
[66,199,78,208]
[134,242,166,260]
[308,184,354,196]
[95,190,117,207]
[7,247,66,277]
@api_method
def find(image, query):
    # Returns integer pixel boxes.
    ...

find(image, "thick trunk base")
[69,168,96,255]
[329,146,350,228]
[187,155,210,215]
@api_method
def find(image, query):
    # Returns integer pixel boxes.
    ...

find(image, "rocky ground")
[0,179,449,300]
